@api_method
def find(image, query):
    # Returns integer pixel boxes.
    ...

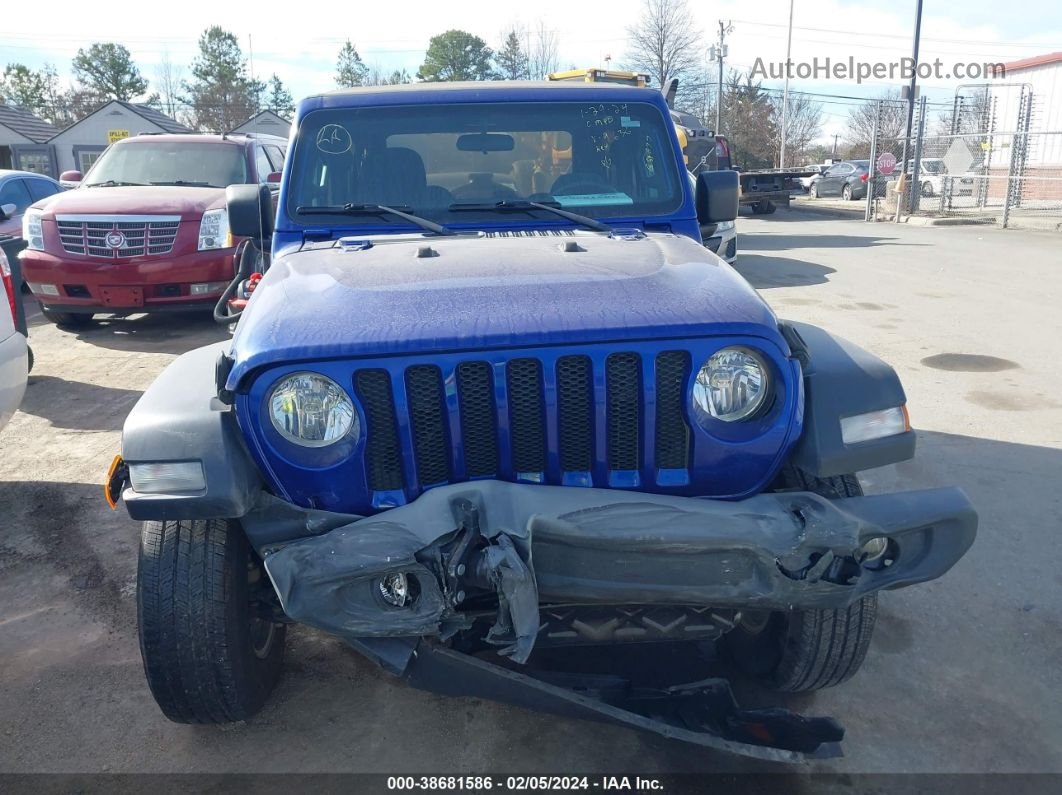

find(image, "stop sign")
[877,151,897,175]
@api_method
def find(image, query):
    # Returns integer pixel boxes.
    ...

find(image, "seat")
[359,147,452,209]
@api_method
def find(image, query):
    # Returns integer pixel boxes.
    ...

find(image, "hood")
[228,231,782,387]
[36,185,224,218]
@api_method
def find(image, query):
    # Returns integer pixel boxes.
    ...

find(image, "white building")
[230,110,291,140]
[996,51,1062,167]
[48,100,192,175]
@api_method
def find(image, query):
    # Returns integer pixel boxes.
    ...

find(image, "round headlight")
[692,347,770,422]
[269,372,357,447]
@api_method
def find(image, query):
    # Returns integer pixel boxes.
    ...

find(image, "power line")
[728,19,1062,50]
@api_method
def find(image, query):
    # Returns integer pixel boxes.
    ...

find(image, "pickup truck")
[108,80,976,760]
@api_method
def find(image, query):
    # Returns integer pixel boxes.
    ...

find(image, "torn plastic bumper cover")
[260,481,975,759]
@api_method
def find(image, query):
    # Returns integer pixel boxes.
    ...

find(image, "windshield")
[85,142,248,188]
[287,101,683,227]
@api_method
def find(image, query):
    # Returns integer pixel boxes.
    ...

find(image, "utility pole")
[896,0,924,222]
[832,133,840,158]
[709,21,733,135]
[779,0,795,168]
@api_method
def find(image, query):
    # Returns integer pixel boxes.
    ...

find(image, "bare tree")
[772,93,823,165]
[155,51,184,120]
[846,89,907,155]
[625,0,701,89]
[935,85,991,136]
[363,64,413,86]
[526,23,559,79]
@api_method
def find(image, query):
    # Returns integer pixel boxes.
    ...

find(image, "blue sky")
[2,0,1059,142]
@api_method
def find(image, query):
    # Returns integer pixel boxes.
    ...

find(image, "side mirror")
[695,170,739,224]
[226,184,273,240]
[59,170,82,187]
[266,171,282,184]
[0,203,15,221]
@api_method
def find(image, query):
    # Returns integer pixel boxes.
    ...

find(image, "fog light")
[190,281,230,295]
[859,536,889,564]
[379,572,409,607]
[840,406,909,445]
[27,282,60,296]
[128,461,205,493]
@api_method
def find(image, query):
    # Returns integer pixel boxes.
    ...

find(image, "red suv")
[20,133,286,327]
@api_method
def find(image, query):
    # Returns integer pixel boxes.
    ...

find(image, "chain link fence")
[861,84,1062,230]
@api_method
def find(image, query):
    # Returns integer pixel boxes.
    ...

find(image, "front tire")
[722,469,877,692]
[921,181,934,197]
[137,518,285,723]
[809,182,819,198]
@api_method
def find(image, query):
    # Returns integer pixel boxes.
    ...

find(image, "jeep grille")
[352,350,693,495]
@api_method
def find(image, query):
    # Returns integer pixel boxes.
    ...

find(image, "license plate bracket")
[100,286,144,308]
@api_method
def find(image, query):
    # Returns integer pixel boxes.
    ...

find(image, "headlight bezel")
[197,208,232,251]
[23,210,45,251]
[691,346,773,425]
[267,371,358,449]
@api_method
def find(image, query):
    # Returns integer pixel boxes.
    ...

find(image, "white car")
[0,243,29,432]
[799,168,827,193]
[703,218,737,263]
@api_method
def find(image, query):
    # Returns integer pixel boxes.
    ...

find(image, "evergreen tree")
[71,43,148,101]
[418,30,495,81]
[184,26,263,131]
[496,30,528,79]
[265,74,294,117]
[335,40,368,88]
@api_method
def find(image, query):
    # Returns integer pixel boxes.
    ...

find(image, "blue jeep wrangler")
[112,82,976,760]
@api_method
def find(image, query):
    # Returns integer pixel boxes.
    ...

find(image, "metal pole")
[866,103,879,223]
[909,95,927,213]
[716,21,725,135]
[903,0,924,152]
[779,0,795,168]
[895,0,924,223]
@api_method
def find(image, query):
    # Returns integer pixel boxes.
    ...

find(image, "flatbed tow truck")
[549,69,817,214]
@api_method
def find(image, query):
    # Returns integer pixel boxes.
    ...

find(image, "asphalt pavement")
[1,209,1059,777]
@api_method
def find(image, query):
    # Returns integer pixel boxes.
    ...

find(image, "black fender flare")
[781,321,916,477]
[121,342,263,521]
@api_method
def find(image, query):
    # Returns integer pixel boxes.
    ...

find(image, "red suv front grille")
[55,215,181,258]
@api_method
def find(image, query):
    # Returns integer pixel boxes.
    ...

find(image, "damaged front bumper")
[255,481,975,760]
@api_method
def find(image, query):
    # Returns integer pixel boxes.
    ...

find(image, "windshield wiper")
[447,200,611,233]
[85,179,147,187]
[150,180,216,187]
[295,203,454,236]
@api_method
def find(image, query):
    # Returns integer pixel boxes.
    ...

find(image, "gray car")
[0,170,63,239]
[810,160,884,201]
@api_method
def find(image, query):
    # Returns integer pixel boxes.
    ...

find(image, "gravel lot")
[1,210,1060,776]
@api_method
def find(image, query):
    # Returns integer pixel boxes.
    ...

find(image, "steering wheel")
[550,173,616,196]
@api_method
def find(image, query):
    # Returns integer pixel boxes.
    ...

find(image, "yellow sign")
[107,129,130,144]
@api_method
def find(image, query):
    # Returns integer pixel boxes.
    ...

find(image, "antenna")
[247,34,266,278]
